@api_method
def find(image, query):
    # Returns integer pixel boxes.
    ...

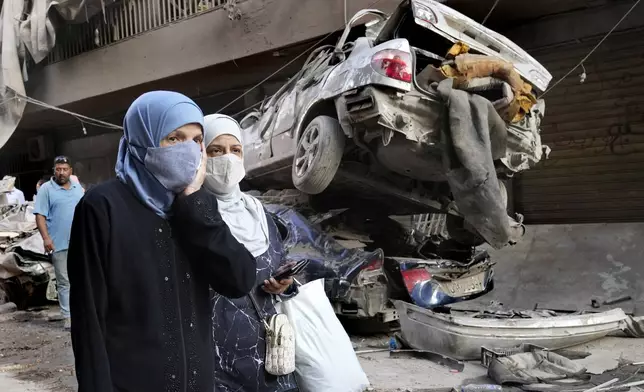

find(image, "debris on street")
[1,0,643,392]
[0,204,54,310]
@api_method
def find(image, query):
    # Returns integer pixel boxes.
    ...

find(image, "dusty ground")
[0,307,75,392]
[2,305,644,392]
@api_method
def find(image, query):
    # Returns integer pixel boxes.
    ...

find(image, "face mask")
[204,154,245,195]
[144,141,202,193]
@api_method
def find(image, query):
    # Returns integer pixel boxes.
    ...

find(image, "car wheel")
[292,115,345,195]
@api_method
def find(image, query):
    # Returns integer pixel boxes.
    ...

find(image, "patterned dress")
[211,212,300,392]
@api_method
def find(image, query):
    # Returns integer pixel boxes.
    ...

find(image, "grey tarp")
[0,0,117,149]
[0,0,28,149]
[437,78,523,249]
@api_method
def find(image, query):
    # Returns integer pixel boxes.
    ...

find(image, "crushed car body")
[0,204,55,308]
[264,202,495,321]
[239,0,552,249]
[385,254,494,309]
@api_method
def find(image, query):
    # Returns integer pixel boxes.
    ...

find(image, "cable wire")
[10,89,124,130]
[482,0,501,25]
[217,0,385,113]
[9,0,389,129]
[543,0,642,97]
[215,33,336,113]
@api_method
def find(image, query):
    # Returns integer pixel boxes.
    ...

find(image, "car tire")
[292,115,345,195]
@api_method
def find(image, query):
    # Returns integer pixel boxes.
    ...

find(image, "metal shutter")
[515,31,644,224]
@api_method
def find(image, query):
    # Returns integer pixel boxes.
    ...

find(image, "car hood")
[411,0,552,92]
[264,204,384,300]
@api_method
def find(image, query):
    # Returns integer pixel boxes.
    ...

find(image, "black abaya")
[67,179,257,392]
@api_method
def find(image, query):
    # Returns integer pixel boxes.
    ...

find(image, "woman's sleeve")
[171,189,257,298]
[67,196,112,392]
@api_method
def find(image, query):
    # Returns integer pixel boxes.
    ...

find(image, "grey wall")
[454,223,644,314]
[505,1,644,49]
[58,132,123,187]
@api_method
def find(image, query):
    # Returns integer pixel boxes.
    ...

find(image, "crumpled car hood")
[411,0,552,92]
[265,204,383,300]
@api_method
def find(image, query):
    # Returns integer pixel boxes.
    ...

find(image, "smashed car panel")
[0,204,54,308]
[394,300,644,360]
[410,0,552,92]
[265,205,384,300]
[388,255,494,309]
[264,202,498,320]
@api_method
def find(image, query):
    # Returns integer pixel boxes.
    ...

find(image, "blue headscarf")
[115,91,204,218]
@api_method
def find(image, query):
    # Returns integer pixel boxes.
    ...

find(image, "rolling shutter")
[515,32,644,224]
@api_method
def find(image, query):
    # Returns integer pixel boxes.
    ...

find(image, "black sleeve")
[67,196,112,392]
[171,189,257,298]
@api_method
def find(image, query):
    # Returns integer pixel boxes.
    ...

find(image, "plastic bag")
[276,279,370,392]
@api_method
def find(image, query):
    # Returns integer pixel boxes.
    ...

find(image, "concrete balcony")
[24,0,401,129]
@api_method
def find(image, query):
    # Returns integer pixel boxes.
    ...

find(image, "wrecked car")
[0,204,55,309]
[264,203,494,322]
[240,0,552,249]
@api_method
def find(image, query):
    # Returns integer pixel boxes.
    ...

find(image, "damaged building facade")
[0,1,643,389]
[0,0,643,313]
[0,0,639,221]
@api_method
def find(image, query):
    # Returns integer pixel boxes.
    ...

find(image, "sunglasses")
[54,156,70,165]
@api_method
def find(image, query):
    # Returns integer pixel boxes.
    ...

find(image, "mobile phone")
[271,259,310,282]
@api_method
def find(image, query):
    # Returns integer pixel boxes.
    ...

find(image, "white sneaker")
[63,318,71,331]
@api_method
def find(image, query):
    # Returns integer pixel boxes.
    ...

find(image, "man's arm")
[33,187,54,253]
[68,196,113,392]
[35,215,54,253]
[171,189,257,299]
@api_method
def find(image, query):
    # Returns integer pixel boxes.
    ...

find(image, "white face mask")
[204,153,246,195]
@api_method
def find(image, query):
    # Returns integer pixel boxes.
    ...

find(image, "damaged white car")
[240,0,552,248]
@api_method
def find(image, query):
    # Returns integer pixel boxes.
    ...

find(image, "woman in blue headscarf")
[67,91,257,392]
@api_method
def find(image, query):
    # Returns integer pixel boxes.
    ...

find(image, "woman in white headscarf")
[203,114,300,392]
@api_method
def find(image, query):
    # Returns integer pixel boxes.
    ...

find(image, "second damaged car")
[240,0,551,249]
[264,203,494,323]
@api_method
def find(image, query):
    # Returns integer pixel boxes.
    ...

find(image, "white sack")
[277,279,370,392]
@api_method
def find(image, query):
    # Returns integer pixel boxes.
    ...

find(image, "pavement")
[2,334,644,392]
[0,373,49,392]
[2,222,644,391]
[453,223,644,314]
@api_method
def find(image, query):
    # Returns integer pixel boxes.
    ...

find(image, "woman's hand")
[262,277,294,295]
[183,142,207,196]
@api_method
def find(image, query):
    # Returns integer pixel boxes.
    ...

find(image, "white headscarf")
[203,114,269,257]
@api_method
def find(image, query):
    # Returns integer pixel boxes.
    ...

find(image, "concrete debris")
[576,354,620,375]
[0,203,52,308]
[0,301,17,314]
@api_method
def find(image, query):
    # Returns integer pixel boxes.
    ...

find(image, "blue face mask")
[143,141,201,193]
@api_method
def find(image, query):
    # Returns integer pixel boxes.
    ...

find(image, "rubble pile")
[0,203,55,310]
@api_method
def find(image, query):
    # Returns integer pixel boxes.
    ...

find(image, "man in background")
[6,184,25,205]
[1,175,26,205]
[34,156,84,329]
[34,175,51,202]
[35,174,83,203]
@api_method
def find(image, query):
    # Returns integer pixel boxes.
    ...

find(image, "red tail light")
[401,269,431,293]
[371,49,413,83]
[364,258,383,271]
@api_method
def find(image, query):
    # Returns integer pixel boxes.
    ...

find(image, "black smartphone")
[271,259,310,282]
